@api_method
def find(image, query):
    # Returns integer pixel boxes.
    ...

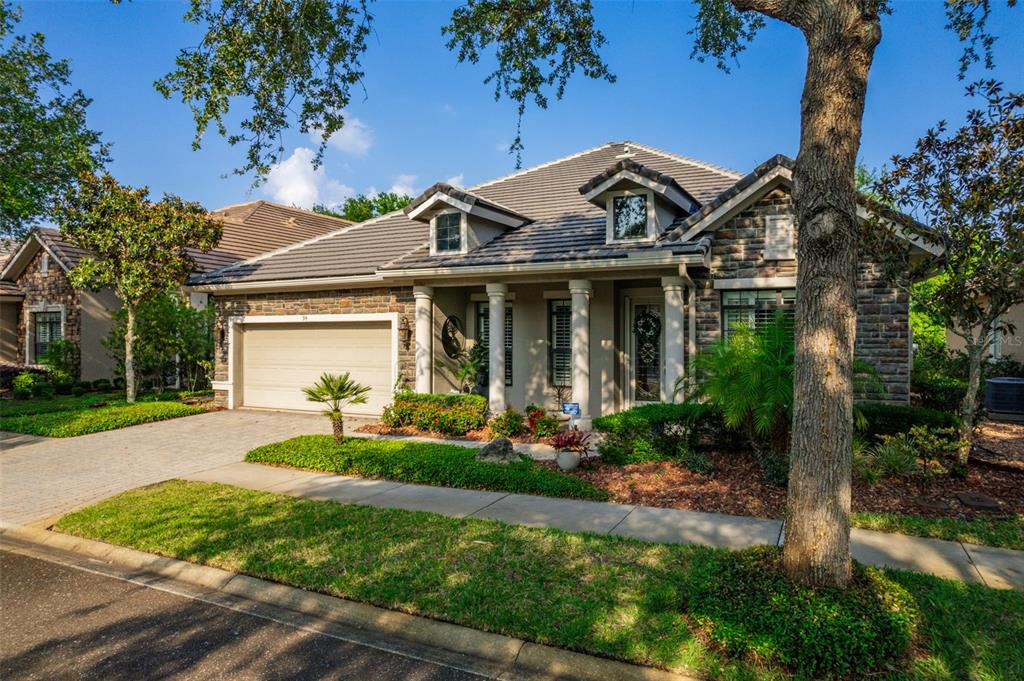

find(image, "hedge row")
[380,392,489,436]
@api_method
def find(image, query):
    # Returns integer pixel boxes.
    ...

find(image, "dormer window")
[579,158,701,247]
[434,212,463,253]
[612,193,649,240]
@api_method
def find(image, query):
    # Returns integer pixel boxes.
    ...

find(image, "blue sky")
[18,1,1023,211]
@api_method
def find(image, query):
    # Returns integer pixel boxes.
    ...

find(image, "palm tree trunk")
[332,413,345,443]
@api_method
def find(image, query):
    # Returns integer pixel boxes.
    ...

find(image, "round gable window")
[441,315,464,359]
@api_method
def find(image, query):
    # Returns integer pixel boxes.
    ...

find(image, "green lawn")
[0,391,124,418]
[1,397,206,437]
[246,435,606,501]
[55,481,1024,680]
[852,512,1024,551]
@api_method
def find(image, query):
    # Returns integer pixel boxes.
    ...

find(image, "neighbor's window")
[476,302,513,386]
[434,212,462,253]
[548,300,571,387]
[721,289,795,338]
[612,194,648,240]
[33,310,62,361]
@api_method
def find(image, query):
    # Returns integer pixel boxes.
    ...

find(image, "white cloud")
[389,174,418,196]
[263,147,354,209]
[496,142,510,153]
[445,173,464,187]
[319,114,373,156]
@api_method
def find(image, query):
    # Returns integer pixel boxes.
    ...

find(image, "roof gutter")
[186,250,707,293]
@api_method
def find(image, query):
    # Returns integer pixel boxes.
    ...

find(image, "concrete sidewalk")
[184,462,1023,590]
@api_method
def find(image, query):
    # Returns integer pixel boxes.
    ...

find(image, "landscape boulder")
[476,437,517,464]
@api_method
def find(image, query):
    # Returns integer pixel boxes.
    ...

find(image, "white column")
[662,276,686,402]
[413,286,434,394]
[569,279,592,430]
[486,283,507,413]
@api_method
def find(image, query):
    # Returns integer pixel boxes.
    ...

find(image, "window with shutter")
[721,289,795,338]
[476,302,513,386]
[33,311,62,361]
[548,300,571,387]
[763,215,796,260]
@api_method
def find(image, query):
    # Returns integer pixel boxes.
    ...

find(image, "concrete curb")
[0,523,692,681]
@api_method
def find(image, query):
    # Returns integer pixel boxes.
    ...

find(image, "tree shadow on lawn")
[56,481,1024,680]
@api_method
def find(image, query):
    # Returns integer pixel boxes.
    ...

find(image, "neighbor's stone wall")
[212,287,416,407]
[692,186,910,403]
[15,249,81,377]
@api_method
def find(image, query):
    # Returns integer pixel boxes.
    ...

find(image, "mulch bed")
[355,422,553,445]
[546,449,1024,521]
[972,420,1024,471]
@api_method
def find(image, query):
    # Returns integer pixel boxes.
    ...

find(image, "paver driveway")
[0,410,330,527]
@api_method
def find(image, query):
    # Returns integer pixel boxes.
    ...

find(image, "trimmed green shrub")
[380,392,488,436]
[246,435,607,500]
[525,404,560,438]
[71,386,88,397]
[30,381,54,399]
[594,402,719,465]
[677,444,713,474]
[74,380,93,392]
[758,452,789,487]
[53,378,74,395]
[92,378,112,391]
[685,546,916,678]
[13,371,42,399]
[488,409,527,438]
[857,403,960,442]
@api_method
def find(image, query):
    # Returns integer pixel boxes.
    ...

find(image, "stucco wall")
[694,185,910,403]
[79,288,121,381]
[0,301,19,362]
[212,287,416,407]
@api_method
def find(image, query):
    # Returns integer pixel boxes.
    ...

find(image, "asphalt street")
[0,551,484,680]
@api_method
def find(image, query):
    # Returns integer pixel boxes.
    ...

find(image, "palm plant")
[690,313,794,455]
[689,312,885,455]
[302,372,371,443]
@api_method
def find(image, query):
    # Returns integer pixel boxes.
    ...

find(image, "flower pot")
[556,450,581,471]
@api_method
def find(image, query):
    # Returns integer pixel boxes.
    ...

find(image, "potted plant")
[551,427,592,471]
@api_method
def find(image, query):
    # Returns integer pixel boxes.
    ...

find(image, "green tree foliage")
[104,291,215,394]
[867,81,1024,464]
[313,191,411,223]
[56,173,222,402]
[0,2,108,240]
[303,372,371,442]
[154,0,372,178]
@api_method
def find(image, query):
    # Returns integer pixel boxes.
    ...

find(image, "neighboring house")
[947,304,1024,363]
[189,142,939,425]
[0,201,351,381]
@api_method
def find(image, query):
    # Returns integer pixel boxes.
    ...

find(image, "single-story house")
[189,141,939,426]
[0,201,351,381]
[947,304,1024,362]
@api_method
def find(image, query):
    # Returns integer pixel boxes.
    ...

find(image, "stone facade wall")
[15,249,81,376]
[693,186,910,403]
[212,287,416,407]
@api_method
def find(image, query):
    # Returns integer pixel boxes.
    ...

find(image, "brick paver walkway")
[0,410,329,526]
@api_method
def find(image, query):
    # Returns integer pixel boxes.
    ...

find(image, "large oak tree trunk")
[782,5,881,588]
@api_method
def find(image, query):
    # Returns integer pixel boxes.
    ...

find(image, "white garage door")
[241,321,393,415]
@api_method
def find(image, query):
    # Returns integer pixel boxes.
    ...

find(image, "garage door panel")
[241,322,393,415]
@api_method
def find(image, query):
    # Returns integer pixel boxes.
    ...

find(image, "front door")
[629,300,664,405]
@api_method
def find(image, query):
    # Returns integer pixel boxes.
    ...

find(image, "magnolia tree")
[56,173,222,402]
[869,82,1024,464]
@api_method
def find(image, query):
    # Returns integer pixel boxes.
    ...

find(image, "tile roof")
[405,183,531,225]
[0,279,22,297]
[194,141,741,284]
[578,157,698,206]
